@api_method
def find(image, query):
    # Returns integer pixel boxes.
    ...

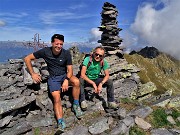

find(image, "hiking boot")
[108,102,119,110]
[57,121,66,133]
[81,101,87,111]
[72,104,84,119]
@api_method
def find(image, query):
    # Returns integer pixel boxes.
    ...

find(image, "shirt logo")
[59,60,62,61]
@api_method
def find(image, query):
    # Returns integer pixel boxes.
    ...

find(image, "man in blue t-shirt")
[80,46,118,111]
[24,34,83,132]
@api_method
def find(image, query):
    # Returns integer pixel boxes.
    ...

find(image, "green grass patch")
[151,108,172,128]
[171,109,180,127]
[120,98,132,104]
[34,128,40,135]
[129,126,146,135]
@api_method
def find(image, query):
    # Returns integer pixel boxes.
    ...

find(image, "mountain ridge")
[125,46,180,95]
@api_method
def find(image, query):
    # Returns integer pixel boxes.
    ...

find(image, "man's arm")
[24,53,42,83]
[81,66,98,93]
[100,69,109,85]
[81,66,94,84]
[61,65,73,92]
[66,65,73,79]
[97,69,109,93]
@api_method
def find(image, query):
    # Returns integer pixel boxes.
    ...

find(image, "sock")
[58,118,64,124]
[73,99,79,105]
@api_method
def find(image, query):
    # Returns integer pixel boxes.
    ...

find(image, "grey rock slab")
[0,115,13,127]
[117,107,127,119]
[151,128,174,135]
[135,116,152,130]
[0,121,32,135]
[128,106,153,118]
[28,117,53,127]
[62,125,89,135]
[88,117,109,135]
[167,116,176,125]
[123,116,134,127]
[110,121,129,135]
[0,95,36,115]
[169,128,180,135]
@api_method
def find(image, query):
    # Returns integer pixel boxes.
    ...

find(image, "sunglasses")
[94,53,103,58]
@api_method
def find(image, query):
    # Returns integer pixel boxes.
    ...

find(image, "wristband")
[65,76,70,81]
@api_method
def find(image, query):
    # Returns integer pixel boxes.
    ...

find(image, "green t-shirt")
[83,56,109,80]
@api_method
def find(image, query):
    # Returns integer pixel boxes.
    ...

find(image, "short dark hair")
[94,46,105,53]
[51,34,64,42]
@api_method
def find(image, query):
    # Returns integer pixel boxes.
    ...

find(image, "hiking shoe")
[72,104,84,119]
[57,121,66,133]
[108,102,119,110]
[81,101,87,111]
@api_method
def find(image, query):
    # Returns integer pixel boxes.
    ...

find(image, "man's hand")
[92,82,98,93]
[61,79,69,92]
[97,83,103,94]
[31,73,42,84]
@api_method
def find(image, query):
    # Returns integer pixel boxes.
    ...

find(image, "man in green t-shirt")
[80,46,118,110]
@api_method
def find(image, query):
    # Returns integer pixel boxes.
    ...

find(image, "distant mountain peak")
[130,46,160,59]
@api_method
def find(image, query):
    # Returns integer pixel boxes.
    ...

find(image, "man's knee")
[70,76,80,86]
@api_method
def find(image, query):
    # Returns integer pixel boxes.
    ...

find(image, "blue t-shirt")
[33,47,72,76]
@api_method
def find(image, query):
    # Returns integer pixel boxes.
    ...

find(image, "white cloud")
[130,0,180,60]
[39,11,96,25]
[88,28,102,43]
[0,20,6,26]
[69,3,87,10]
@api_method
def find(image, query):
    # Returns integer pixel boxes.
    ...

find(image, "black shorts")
[47,74,66,93]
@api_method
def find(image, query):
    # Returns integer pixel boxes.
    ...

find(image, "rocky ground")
[0,47,180,135]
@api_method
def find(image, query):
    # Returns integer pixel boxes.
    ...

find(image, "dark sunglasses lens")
[95,53,103,57]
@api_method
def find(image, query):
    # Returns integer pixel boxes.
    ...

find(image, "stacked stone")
[98,2,123,50]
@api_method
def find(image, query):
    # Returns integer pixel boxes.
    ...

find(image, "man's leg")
[51,90,66,132]
[79,78,85,102]
[105,79,118,109]
[105,79,115,102]
[70,76,80,100]
[48,75,66,132]
[70,76,84,118]
[79,78,88,110]
[51,91,63,119]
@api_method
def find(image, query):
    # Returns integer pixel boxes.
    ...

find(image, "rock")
[0,121,32,135]
[110,121,129,135]
[152,97,171,107]
[168,96,180,108]
[128,106,153,119]
[0,115,13,127]
[131,82,157,100]
[88,117,109,134]
[123,116,134,127]
[62,125,89,135]
[167,116,176,125]
[135,116,152,130]
[151,128,174,135]
[0,95,36,115]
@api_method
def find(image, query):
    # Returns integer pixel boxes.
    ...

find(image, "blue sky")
[0,0,150,42]
[1,0,180,60]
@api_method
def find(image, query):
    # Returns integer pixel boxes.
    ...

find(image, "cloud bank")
[0,20,6,26]
[88,28,102,43]
[129,0,180,60]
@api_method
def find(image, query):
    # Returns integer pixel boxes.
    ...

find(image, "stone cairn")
[98,2,123,50]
